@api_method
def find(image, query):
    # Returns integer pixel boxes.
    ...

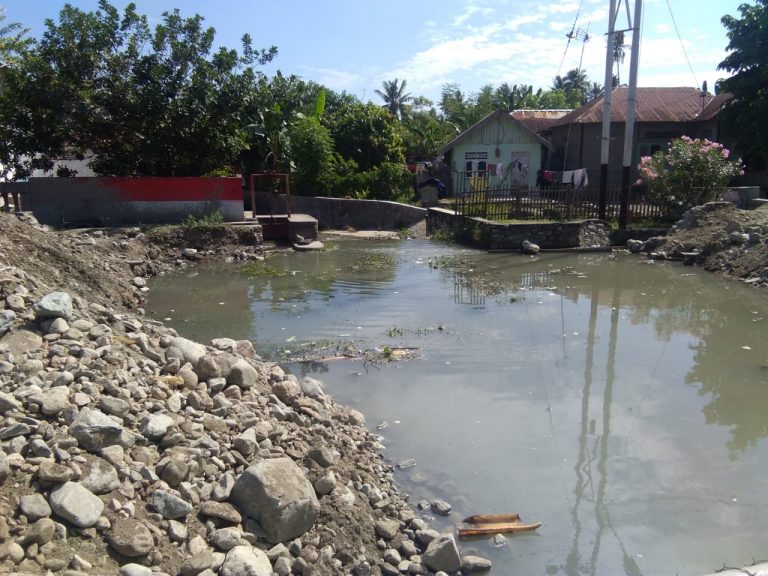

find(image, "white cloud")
[655,23,672,34]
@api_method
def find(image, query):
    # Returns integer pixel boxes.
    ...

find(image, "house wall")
[548,119,723,190]
[447,115,544,192]
[15,177,243,227]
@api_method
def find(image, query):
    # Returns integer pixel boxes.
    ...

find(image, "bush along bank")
[0,214,492,575]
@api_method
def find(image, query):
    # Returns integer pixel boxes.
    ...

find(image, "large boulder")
[229,458,319,543]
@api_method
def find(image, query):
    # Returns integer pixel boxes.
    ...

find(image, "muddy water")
[147,240,768,576]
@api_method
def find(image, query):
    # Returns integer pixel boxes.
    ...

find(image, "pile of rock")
[0,265,490,575]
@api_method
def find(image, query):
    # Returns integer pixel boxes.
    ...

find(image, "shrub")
[636,136,744,211]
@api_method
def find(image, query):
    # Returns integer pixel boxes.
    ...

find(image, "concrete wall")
[427,207,585,250]
[15,177,243,227]
[255,193,426,230]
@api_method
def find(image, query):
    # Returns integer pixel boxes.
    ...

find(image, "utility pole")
[619,0,642,229]
[598,0,618,220]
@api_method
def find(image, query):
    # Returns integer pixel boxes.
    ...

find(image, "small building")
[543,86,731,187]
[439,109,556,194]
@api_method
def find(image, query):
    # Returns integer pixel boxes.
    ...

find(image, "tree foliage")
[1,0,277,178]
[718,0,768,164]
[374,78,412,120]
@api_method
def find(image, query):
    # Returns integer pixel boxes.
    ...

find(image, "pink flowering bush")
[636,136,745,211]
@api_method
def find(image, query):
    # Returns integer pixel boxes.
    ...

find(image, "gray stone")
[422,535,461,573]
[70,409,124,451]
[78,454,120,494]
[375,519,401,540]
[49,481,104,528]
[522,240,540,255]
[300,376,324,398]
[212,527,241,551]
[119,564,154,576]
[2,329,43,359]
[152,489,193,519]
[219,545,272,576]
[308,445,338,468]
[0,309,16,335]
[211,338,237,352]
[314,471,336,496]
[22,517,56,545]
[195,354,221,381]
[108,518,155,557]
[431,500,452,516]
[232,428,258,457]
[140,413,175,440]
[0,449,7,484]
[41,386,71,415]
[160,460,188,487]
[168,519,188,542]
[626,238,645,253]
[99,395,131,417]
[33,291,73,320]
[179,548,214,576]
[230,457,319,543]
[0,391,21,413]
[19,493,52,520]
[166,337,207,369]
[212,472,235,501]
[227,359,259,388]
[38,459,73,483]
[199,500,241,524]
[461,555,493,574]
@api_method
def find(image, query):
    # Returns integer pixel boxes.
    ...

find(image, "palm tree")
[586,82,604,102]
[375,78,412,120]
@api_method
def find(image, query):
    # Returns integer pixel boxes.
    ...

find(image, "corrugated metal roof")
[439,109,554,154]
[511,109,571,134]
[552,87,731,126]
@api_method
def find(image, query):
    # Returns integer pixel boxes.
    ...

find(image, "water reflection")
[147,242,768,575]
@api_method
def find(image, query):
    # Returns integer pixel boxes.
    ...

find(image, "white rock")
[49,481,104,528]
[219,545,272,576]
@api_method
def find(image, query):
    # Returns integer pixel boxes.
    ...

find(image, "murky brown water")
[147,239,768,576]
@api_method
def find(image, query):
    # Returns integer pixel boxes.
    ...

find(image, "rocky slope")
[628,201,768,285]
[0,212,489,576]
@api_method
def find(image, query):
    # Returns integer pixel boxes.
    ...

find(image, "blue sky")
[1,0,746,104]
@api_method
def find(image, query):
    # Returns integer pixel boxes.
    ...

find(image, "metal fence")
[451,172,668,222]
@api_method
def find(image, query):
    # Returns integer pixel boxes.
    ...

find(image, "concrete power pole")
[598,0,618,220]
[619,0,642,229]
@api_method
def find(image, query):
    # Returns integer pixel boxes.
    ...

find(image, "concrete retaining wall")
[14,177,243,227]
[427,207,598,250]
[255,193,426,230]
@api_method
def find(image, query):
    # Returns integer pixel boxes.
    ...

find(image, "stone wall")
[427,207,585,250]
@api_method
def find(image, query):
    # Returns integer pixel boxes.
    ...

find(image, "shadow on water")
[146,241,768,575]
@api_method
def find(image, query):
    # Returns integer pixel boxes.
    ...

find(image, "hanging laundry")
[496,163,504,178]
[543,171,555,184]
[562,170,575,184]
[573,168,589,189]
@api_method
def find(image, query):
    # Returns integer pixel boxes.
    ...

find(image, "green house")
[439,109,555,194]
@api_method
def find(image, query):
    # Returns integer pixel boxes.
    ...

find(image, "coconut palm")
[375,78,412,120]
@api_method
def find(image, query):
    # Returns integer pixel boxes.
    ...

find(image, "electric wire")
[665,0,699,87]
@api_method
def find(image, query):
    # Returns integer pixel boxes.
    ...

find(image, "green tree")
[718,0,768,166]
[327,101,405,171]
[2,0,276,178]
[374,78,412,120]
[287,114,337,195]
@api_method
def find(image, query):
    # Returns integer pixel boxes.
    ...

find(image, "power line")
[664,0,699,87]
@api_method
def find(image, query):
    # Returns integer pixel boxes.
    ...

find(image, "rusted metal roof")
[552,87,731,126]
[511,109,571,134]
